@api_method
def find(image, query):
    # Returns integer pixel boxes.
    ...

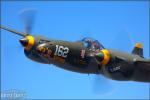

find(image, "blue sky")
[1,1,149,99]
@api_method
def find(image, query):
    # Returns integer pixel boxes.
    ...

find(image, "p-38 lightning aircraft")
[1,25,150,83]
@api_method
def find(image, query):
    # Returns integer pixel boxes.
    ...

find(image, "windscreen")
[81,37,105,51]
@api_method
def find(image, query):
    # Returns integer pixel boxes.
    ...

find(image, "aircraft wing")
[132,60,150,82]
[0,26,28,37]
[0,26,51,42]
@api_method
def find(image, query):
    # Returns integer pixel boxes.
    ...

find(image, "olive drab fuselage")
[24,38,149,82]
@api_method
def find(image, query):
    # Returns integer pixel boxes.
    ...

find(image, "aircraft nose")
[19,38,28,47]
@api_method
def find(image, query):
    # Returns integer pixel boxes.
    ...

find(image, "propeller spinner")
[19,35,35,50]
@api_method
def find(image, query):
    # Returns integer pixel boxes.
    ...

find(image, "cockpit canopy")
[81,37,105,51]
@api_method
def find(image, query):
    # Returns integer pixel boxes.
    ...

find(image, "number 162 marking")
[54,45,69,58]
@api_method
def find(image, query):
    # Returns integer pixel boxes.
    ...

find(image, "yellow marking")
[100,49,110,65]
[38,47,44,52]
[38,47,46,53]
[25,35,35,50]
[136,42,142,49]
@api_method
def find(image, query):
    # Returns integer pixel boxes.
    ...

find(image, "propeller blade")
[0,25,28,37]
[92,74,115,95]
[19,8,37,34]
[108,30,133,52]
